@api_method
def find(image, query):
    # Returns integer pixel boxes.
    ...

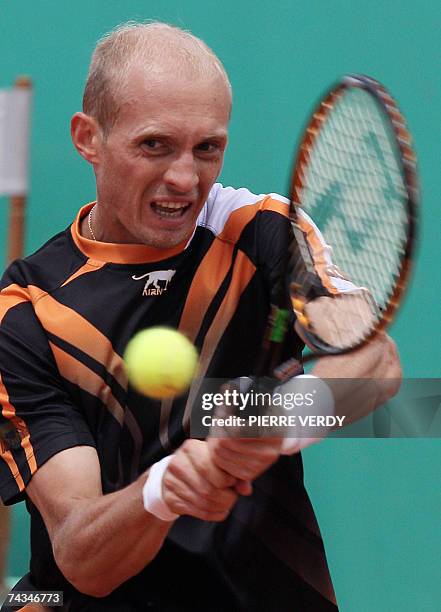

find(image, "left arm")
[311,333,402,425]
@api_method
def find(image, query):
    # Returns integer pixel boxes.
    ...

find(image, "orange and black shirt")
[0,184,337,611]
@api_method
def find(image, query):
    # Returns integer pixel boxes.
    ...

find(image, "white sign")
[0,88,32,196]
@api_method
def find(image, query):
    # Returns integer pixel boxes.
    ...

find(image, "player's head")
[82,21,232,135]
[72,21,232,248]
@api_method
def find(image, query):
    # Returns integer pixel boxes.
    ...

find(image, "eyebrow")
[134,129,228,143]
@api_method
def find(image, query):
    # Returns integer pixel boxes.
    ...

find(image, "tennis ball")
[124,327,198,399]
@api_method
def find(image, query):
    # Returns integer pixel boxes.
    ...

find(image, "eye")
[140,138,171,156]
[195,141,222,155]
[197,142,215,151]
[143,139,160,149]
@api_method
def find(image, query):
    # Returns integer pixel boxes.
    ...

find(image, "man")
[0,22,400,611]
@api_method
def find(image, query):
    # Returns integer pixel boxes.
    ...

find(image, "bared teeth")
[151,201,190,217]
[153,201,190,210]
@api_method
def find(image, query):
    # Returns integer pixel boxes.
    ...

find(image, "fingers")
[162,440,239,521]
[208,437,281,482]
[161,430,286,522]
[234,480,253,496]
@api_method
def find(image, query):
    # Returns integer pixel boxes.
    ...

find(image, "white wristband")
[277,375,335,455]
[142,455,179,522]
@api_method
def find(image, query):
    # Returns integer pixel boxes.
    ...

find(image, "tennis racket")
[262,74,418,375]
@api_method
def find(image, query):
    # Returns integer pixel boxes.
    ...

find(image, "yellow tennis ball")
[124,327,198,399]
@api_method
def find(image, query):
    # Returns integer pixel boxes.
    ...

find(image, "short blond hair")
[83,21,232,133]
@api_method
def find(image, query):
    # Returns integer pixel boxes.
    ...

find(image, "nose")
[163,153,199,194]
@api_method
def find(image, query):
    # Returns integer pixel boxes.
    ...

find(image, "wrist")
[276,374,334,455]
[142,456,179,522]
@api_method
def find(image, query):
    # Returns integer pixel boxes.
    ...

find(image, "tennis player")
[0,22,401,611]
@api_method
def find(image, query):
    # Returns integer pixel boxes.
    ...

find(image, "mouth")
[151,201,192,218]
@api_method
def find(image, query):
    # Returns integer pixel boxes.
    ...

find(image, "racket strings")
[299,87,409,315]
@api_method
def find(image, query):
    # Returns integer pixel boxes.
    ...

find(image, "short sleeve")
[255,201,304,362]
[0,293,95,505]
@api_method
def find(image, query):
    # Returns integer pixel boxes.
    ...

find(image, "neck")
[81,206,97,241]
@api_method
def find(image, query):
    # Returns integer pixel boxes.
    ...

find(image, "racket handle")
[258,306,290,375]
[273,357,304,380]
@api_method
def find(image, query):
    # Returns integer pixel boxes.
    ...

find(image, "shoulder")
[198,183,290,242]
[1,227,86,296]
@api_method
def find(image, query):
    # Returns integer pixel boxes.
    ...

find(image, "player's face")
[93,65,230,248]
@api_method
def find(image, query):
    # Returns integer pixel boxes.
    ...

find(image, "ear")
[71,112,103,164]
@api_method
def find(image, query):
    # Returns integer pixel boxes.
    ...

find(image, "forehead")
[112,64,231,137]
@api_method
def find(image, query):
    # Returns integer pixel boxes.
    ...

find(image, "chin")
[140,230,189,249]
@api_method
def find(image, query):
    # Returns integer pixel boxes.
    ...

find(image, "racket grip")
[273,357,304,381]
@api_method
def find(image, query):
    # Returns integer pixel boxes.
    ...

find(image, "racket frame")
[288,74,418,356]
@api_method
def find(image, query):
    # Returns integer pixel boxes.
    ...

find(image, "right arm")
[27,440,239,598]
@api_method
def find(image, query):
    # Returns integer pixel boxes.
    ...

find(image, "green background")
[1,1,440,609]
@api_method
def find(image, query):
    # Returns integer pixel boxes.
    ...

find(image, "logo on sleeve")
[132,269,176,296]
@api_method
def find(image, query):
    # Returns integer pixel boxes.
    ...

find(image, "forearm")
[27,440,240,598]
[311,335,402,425]
[320,376,389,426]
[53,472,171,597]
